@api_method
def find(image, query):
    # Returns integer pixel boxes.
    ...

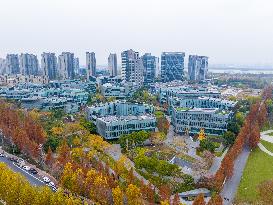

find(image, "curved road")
[0,155,46,187]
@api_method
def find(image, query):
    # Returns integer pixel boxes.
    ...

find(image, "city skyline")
[0,0,273,66]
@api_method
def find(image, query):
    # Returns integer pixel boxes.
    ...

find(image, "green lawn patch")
[261,140,273,153]
[176,107,190,111]
[235,146,273,203]
[155,111,164,118]
[177,152,196,163]
[267,132,273,136]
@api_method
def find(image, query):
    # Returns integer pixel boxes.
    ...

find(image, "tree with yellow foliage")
[90,173,111,204]
[112,185,124,205]
[86,134,110,152]
[51,126,64,136]
[60,162,74,190]
[115,155,127,177]
[126,184,142,205]
[0,162,82,205]
[160,200,170,205]
[198,128,206,141]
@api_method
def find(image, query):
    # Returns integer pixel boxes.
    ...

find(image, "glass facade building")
[142,53,156,85]
[161,52,185,82]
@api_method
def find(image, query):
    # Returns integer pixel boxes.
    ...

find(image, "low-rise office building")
[168,96,236,114]
[87,100,156,139]
[100,83,131,99]
[152,81,220,105]
[96,115,156,139]
[172,107,231,136]
[169,94,236,136]
[0,74,49,86]
[0,80,93,113]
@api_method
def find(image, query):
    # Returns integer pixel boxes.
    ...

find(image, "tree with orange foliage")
[157,117,170,134]
[140,180,155,204]
[127,167,135,185]
[172,193,180,205]
[222,154,234,179]
[45,147,54,167]
[213,166,225,192]
[159,185,171,204]
[57,140,71,167]
[248,122,260,149]
[193,193,206,205]
[147,183,155,204]
[257,103,267,128]
[207,194,223,205]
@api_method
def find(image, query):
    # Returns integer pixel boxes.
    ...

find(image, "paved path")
[260,130,273,143]
[164,116,201,161]
[208,148,229,175]
[220,146,251,205]
[257,143,273,156]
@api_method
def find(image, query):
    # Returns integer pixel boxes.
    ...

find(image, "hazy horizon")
[0,0,273,66]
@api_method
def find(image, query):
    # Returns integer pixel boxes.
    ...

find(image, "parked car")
[52,187,57,192]
[29,168,38,174]
[0,153,4,157]
[17,158,24,163]
[8,157,17,161]
[43,176,50,183]
[23,166,30,171]
[48,182,55,187]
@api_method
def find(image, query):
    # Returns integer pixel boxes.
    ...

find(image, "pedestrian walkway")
[258,130,273,156]
[257,143,273,156]
[208,148,228,175]
[260,130,273,143]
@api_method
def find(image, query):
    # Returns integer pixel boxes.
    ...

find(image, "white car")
[43,176,50,183]
[23,166,30,171]
[48,182,55,187]
[0,153,4,157]
[17,158,24,163]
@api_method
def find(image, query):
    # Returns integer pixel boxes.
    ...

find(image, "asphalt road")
[0,155,46,187]
[220,146,251,205]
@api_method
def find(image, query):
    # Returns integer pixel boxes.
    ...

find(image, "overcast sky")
[0,0,273,66]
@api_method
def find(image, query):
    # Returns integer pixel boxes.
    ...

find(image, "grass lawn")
[267,132,273,136]
[261,140,273,153]
[177,152,196,163]
[235,144,273,203]
[155,110,164,118]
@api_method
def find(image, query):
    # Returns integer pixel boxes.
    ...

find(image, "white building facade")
[87,100,156,139]
[121,49,144,89]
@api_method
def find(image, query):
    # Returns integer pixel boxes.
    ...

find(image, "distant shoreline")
[209,67,273,74]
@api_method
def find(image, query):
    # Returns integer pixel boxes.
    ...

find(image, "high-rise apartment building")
[161,52,185,82]
[41,53,57,80]
[188,55,208,81]
[6,54,20,74]
[19,53,39,75]
[74,57,80,75]
[58,52,75,79]
[0,58,7,74]
[108,53,118,77]
[86,52,96,80]
[121,49,144,89]
[142,53,156,84]
[155,57,160,79]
